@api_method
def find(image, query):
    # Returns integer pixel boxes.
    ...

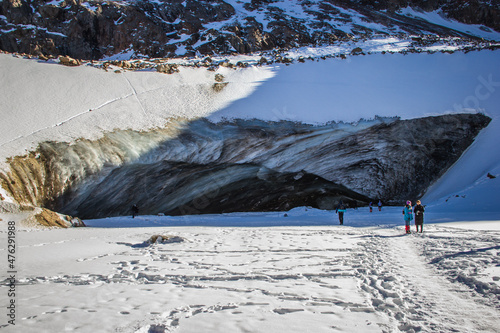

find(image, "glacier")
[1,114,490,219]
[1,49,500,218]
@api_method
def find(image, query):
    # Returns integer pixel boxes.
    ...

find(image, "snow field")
[356,227,500,332]
[0,53,275,165]
[1,216,499,332]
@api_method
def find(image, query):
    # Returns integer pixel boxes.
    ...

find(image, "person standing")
[336,200,347,225]
[131,204,139,218]
[369,202,373,213]
[378,200,382,211]
[402,200,413,234]
[413,200,425,233]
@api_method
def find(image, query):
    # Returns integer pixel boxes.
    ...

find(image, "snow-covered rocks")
[147,234,184,245]
[1,0,499,60]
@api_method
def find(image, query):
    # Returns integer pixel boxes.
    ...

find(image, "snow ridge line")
[89,92,135,113]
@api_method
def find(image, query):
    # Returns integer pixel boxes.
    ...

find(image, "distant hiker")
[369,202,373,213]
[131,204,139,218]
[378,200,383,211]
[402,200,413,234]
[413,200,425,233]
[336,200,347,225]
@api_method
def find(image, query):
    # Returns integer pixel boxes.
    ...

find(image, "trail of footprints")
[352,228,500,333]
[352,237,429,333]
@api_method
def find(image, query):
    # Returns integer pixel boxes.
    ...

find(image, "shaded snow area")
[1,210,500,332]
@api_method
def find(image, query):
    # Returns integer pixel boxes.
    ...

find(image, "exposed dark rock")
[351,47,363,55]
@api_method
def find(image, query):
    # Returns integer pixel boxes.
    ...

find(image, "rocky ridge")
[1,0,499,61]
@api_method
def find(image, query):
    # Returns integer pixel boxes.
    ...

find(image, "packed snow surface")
[1,208,500,332]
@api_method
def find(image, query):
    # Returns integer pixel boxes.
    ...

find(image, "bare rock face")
[0,114,491,218]
[0,0,498,60]
[356,0,500,31]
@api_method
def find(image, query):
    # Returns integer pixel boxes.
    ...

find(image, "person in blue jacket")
[402,200,413,234]
[335,200,347,225]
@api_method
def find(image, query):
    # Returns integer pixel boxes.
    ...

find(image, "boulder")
[351,47,364,55]
[148,235,184,244]
[33,208,70,228]
[59,55,81,66]
[156,63,179,74]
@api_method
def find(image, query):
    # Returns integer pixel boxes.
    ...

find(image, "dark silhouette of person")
[131,204,139,218]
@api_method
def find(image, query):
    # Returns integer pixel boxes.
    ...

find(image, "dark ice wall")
[0,114,491,218]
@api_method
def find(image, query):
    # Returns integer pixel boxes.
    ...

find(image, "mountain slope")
[1,0,499,60]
